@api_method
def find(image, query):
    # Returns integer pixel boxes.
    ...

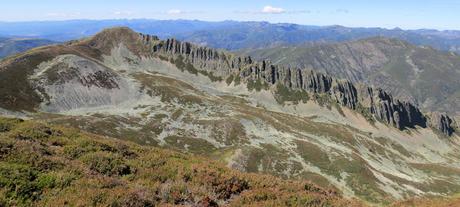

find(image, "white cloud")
[335,9,349,14]
[262,5,286,14]
[45,12,81,18]
[167,9,183,15]
[113,11,133,15]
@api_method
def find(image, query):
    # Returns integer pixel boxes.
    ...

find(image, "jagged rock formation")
[243,37,460,117]
[360,87,427,129]
[429,112,457,136]
[137,30,454,135]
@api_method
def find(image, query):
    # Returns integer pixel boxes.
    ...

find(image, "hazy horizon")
[0,18,459,32]
[2,0,460,30]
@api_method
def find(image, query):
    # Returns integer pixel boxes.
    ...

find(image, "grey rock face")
[141,35,449,133]
[360,88,427,129]
[30,54,139,112]
[430,112,456,136]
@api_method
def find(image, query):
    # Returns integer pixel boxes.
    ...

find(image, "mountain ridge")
[1,27,460,203]
[243,36,460,120]
[0,27,457,136]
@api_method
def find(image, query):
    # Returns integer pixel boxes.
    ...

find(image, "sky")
[1,0,460,30]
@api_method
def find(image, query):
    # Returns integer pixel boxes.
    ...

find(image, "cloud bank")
[262,6,286,14]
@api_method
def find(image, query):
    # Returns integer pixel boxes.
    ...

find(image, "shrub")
[0,118,23,132]
[226,74,234,85]
[81,152,133,176]
[12,122,58,140]
[159,180,191,204]
[117,190,155,207]
[234,75,241,85]
[0,163,41,205]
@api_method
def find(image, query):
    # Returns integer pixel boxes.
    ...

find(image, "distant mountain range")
[243,37,460,117]
[0,37,55,59]
[0,19,460,53]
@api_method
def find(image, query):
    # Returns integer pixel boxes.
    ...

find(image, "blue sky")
[1,0,459,30]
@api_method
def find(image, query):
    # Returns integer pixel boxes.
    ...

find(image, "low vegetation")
[246,78,269,92]
[172,55,222,82]
[274,83,310,104]
[0,117,361,206]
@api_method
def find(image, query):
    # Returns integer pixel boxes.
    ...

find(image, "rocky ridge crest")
[135,30,456,136]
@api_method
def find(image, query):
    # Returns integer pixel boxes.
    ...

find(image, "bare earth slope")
[0,27,460,205]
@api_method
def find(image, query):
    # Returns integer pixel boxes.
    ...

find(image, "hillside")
[0,116,361,206]
[4,117,460,207]
[243,37,460,117]
[0,37,55,59]
[0,27,459,204]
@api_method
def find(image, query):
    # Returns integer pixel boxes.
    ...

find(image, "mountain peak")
[80,27,157,57]
[86,27,140,47]
[94,27,138,38]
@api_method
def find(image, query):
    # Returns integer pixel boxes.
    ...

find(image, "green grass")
[172,55,223,82]
[294,139,389,203]
[226,74,235,85]
[164,135,217,155]
[274,83,310,104]
[355,103,376,124]
[246,78,269,92]
[234,74,241,85]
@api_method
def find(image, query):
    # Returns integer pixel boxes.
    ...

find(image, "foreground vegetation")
[1,116,459,206]
[0,117,362,206]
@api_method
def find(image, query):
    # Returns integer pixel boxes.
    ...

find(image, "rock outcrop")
[430,112,457,136]
[359,87,427,129]
[136,32,454,134]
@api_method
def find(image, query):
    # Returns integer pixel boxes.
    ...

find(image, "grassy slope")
[0,116,362,207]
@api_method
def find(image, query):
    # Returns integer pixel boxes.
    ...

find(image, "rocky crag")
[137,30,456,136]
[243,38,460,119]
